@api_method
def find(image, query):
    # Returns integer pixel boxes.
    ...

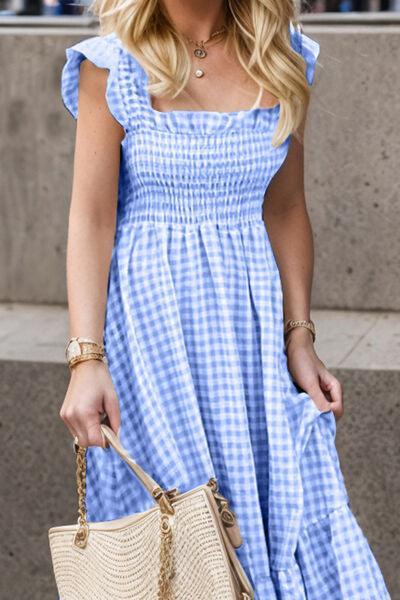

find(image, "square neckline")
[119,42,282,134]
[140,67,281,119]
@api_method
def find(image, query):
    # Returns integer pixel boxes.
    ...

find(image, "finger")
[85,418,107,448]
[68,424,88,447]
[60,406,86,446]
[72,421,90,448]
[327,378,343,404]
[103,392,121,436]
[73,408,101,447]
[328,380,344,418]
[307,384,332,412]
[60,411,77,439]
[319,373,344,414]
[67,423,80,447]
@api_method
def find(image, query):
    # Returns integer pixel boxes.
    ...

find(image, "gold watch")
[65,336,105,367]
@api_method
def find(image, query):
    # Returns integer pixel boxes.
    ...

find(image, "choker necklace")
[183,26,227,78]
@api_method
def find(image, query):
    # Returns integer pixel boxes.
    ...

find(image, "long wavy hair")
[88,0,309,147]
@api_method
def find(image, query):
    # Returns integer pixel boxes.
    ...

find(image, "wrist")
[284,326,314,350]
[70,357,106,374]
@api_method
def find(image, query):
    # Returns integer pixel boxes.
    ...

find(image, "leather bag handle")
[100,423,164,498]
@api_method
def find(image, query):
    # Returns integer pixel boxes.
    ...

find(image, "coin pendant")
[194,47,207,59]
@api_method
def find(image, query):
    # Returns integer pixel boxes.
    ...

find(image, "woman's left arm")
[262,116,344,420]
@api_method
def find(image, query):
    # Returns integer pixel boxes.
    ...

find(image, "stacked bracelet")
[283,319,316,343]
[68,352,105,369]
[65,336,106,369]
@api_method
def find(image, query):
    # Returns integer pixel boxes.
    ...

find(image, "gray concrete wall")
[0,25,399,307]
[305,25,400,311]
[0,30,89,305]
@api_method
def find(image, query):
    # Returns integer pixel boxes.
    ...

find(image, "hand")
[285,328,344,420]
[59,359,121,447]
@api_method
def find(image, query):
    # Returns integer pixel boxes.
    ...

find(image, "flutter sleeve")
[60,34,128,131]
[289,22,321,86]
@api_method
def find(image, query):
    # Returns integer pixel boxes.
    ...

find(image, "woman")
[59,0,390,597]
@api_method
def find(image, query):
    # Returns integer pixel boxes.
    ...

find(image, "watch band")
[65,336,105,365]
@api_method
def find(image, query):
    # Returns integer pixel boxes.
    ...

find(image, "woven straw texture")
[49,488,241,599]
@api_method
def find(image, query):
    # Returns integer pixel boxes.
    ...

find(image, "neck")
[160,0,227,41]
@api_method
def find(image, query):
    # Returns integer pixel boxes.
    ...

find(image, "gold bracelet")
[69,353,105,370]
[283,319,316,343]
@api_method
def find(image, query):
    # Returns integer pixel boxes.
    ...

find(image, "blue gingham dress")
[61,25,391,600]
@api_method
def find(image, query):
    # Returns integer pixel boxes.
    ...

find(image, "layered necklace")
[183,25,227,78]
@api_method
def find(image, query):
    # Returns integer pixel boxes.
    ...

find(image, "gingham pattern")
[60,26,391,600]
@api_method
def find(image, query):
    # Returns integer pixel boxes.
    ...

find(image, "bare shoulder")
[77,58,117,123]
[78,57,109,96]
[76,57,125,139]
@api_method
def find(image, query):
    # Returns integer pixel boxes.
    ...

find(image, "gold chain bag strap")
[48,424,254,599]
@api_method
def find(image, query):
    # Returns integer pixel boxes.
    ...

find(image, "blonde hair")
[88,0,309,147]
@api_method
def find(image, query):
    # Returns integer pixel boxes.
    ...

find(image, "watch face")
[67,339,82,360]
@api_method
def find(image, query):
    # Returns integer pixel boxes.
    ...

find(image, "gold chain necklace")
[183,26,227,78]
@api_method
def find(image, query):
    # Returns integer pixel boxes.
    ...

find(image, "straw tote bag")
[48,423,254,599]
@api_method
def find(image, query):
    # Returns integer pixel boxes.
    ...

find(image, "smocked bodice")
[117,114,289,226]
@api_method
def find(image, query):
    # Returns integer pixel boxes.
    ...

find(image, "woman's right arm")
[59,58,125,447]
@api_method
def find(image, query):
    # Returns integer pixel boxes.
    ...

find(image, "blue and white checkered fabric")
[60,25,391,600]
